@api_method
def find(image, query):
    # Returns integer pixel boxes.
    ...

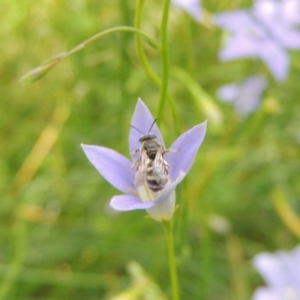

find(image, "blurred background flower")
[252,245,300,300]
[216,75,268,117]
[171,0,202,22]
[215,0,300,81]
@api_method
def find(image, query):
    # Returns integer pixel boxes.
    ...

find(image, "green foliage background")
[1,0,300,299]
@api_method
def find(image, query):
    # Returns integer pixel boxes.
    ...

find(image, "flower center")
[137,182,161,202]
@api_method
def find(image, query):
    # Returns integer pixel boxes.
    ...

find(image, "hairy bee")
[131,120,169,192]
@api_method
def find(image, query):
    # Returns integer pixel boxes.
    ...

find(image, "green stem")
[157,0,171,124]
[20,26,159,85]
[68,26,159,55]
[134,0,161,86]
[0,220,27,299]
[162,221,180,300]
[134,0,181,135]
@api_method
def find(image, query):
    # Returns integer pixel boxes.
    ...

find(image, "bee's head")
[139,134,156,143]
[130,118,158,143]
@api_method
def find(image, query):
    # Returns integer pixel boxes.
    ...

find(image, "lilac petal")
[252,245,300,299]
[166,122,206,181]
[279,29,300,49]
[252,287,300,300]
[235,76,268,116]
[252,287,282,300]
[172,0,202,22]
[272,26,300,49]
[217,84,239,102]
[282,0,300,25]
[259,41,289,81]
[253,0,300,27]
[219,35,260,61]
[253,0,300,49]
[110,195,155,211]
[214,10,253,33]
[253,0,277,24]
[217,76,267,117]
[289,245,300,285]
[129,98,164,160]
[155,172,185,203]
[81,144,135,194]
[253,252,289,286]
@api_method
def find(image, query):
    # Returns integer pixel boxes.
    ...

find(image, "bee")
[131,119,169,192]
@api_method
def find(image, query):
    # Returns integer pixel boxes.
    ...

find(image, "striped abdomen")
[146,160,169,192]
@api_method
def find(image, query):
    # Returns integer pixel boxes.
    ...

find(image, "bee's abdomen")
[147,179,163,191]
[146,163,168,191]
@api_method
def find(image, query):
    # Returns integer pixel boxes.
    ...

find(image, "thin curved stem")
[156,0,171,124]
[69,26,159,56]
[134,0,181,134]
[20,26,159,85]
[134,0,161,86]
[162,221,180,300]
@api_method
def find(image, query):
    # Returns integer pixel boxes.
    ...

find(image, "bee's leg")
[132,148,140,155]
[163,148,177,156]
[132,158,141,169]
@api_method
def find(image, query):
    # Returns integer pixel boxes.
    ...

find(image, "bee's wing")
[134,148,148,187]
[153,145,169,185]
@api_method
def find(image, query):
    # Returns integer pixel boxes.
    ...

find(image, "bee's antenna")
[148,118,157,134]
[129,124,144,134]
[130,119,157,135]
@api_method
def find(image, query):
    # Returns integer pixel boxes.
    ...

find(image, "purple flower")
[172,0,202,22]
[252,245,300,300]
[214,0,300,81]
[81,99,206,221]
[217,75,268,117]
[253,0,300,27]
